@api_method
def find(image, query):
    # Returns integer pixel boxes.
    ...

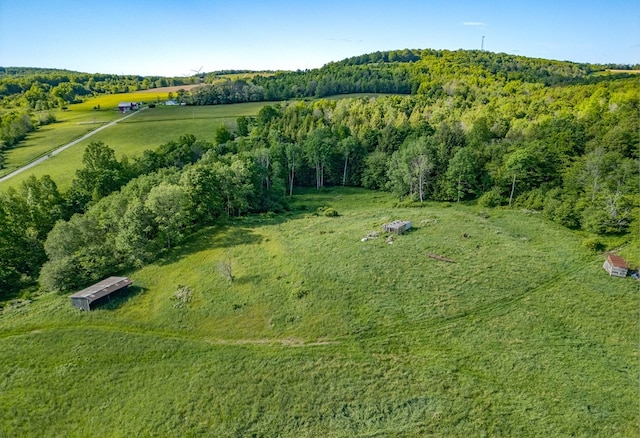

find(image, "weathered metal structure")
[603,254,628,278]
[382,220,412,235]
[69,277,133,311]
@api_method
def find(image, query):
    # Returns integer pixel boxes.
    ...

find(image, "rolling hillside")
[1,188,637,436]
[1,49,638,436]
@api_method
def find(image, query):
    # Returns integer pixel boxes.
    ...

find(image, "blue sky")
[1,0,638,76]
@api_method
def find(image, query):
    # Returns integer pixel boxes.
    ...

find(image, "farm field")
[0,101,268,191]
[0,85,225,180]
[0,109,121,179]
[66,102,267,160]
[1,187,637,436]
[67,89,177,111]
[0,92,396,191]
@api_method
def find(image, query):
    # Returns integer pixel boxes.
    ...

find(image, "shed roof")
[384,220,411,229]
[607,254,628,269]
[69,276,133,304]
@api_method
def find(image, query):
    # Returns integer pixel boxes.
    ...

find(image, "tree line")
[0,68,200,109]
[0,49,637,299]
[0,133,288,297]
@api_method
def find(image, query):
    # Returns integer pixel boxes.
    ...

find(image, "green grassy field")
[0,109,121,179]
[68,90,174,111]
[0,102,267,191]
[0,89,397,191]
[0,89,180,178]
[1,188,637,436]
[69,102,267,162]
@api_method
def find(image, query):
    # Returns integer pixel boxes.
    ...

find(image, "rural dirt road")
[0,107,148,184]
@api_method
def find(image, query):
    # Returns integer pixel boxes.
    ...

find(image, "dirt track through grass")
[1,188,637,436]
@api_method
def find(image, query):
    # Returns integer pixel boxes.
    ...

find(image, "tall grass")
[1,188,637,436]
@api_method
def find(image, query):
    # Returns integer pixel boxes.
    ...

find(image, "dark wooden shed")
[69,277,133,311]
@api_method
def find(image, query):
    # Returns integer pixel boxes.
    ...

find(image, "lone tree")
[217,251,234,282]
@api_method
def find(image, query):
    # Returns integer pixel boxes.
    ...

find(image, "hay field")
[1,187,637,436]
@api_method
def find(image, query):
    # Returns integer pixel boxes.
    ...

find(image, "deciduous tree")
[444,147,477,202]
[304,127,335,189]
[70,141,127,208]
[387,136,436,203]
[145,183,191,249]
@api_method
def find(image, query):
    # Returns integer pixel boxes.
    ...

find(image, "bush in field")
[323,207,339,217]
[478,187,505,208]
[315,206,339,217]
[171,285,193,308]
[582,237,605,253]
[217,256,233,282]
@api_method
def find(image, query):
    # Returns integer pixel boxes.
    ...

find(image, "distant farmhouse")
[603,254,628,278]
[69,277,133,311]
[117,102,139,113]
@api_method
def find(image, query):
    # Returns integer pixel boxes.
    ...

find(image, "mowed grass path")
[0,110,121,179]
[0,88,175,179]
[1,188,637,436]
[0,102,267,191]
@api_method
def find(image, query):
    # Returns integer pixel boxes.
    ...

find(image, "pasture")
[67,89,174,111]
[0,109,121,179]
[0,101,267,191]
[0,88,397,190]
[1,188,637,436]
[1,86,188,178]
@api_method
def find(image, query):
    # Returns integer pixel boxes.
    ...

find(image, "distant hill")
[0,66,86,78]
[2,49,638,109]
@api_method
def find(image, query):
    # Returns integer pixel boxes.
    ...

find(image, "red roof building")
[603,254,628,278]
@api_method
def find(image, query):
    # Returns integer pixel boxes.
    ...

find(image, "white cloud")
[463,22,486,26]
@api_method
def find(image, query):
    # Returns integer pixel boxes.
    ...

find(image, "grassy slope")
[1,188,637,436]
[0,102,267,191]
[0,89,175,178]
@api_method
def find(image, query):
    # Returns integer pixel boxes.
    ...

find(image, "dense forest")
[2,49,637,162]
[0,49,638,299]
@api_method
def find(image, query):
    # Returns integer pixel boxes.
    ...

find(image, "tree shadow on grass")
[231,274,263,286]
[90,285,147,311]
[152,205,324,268]
[209,226,266,248]
[154,225,264,266]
